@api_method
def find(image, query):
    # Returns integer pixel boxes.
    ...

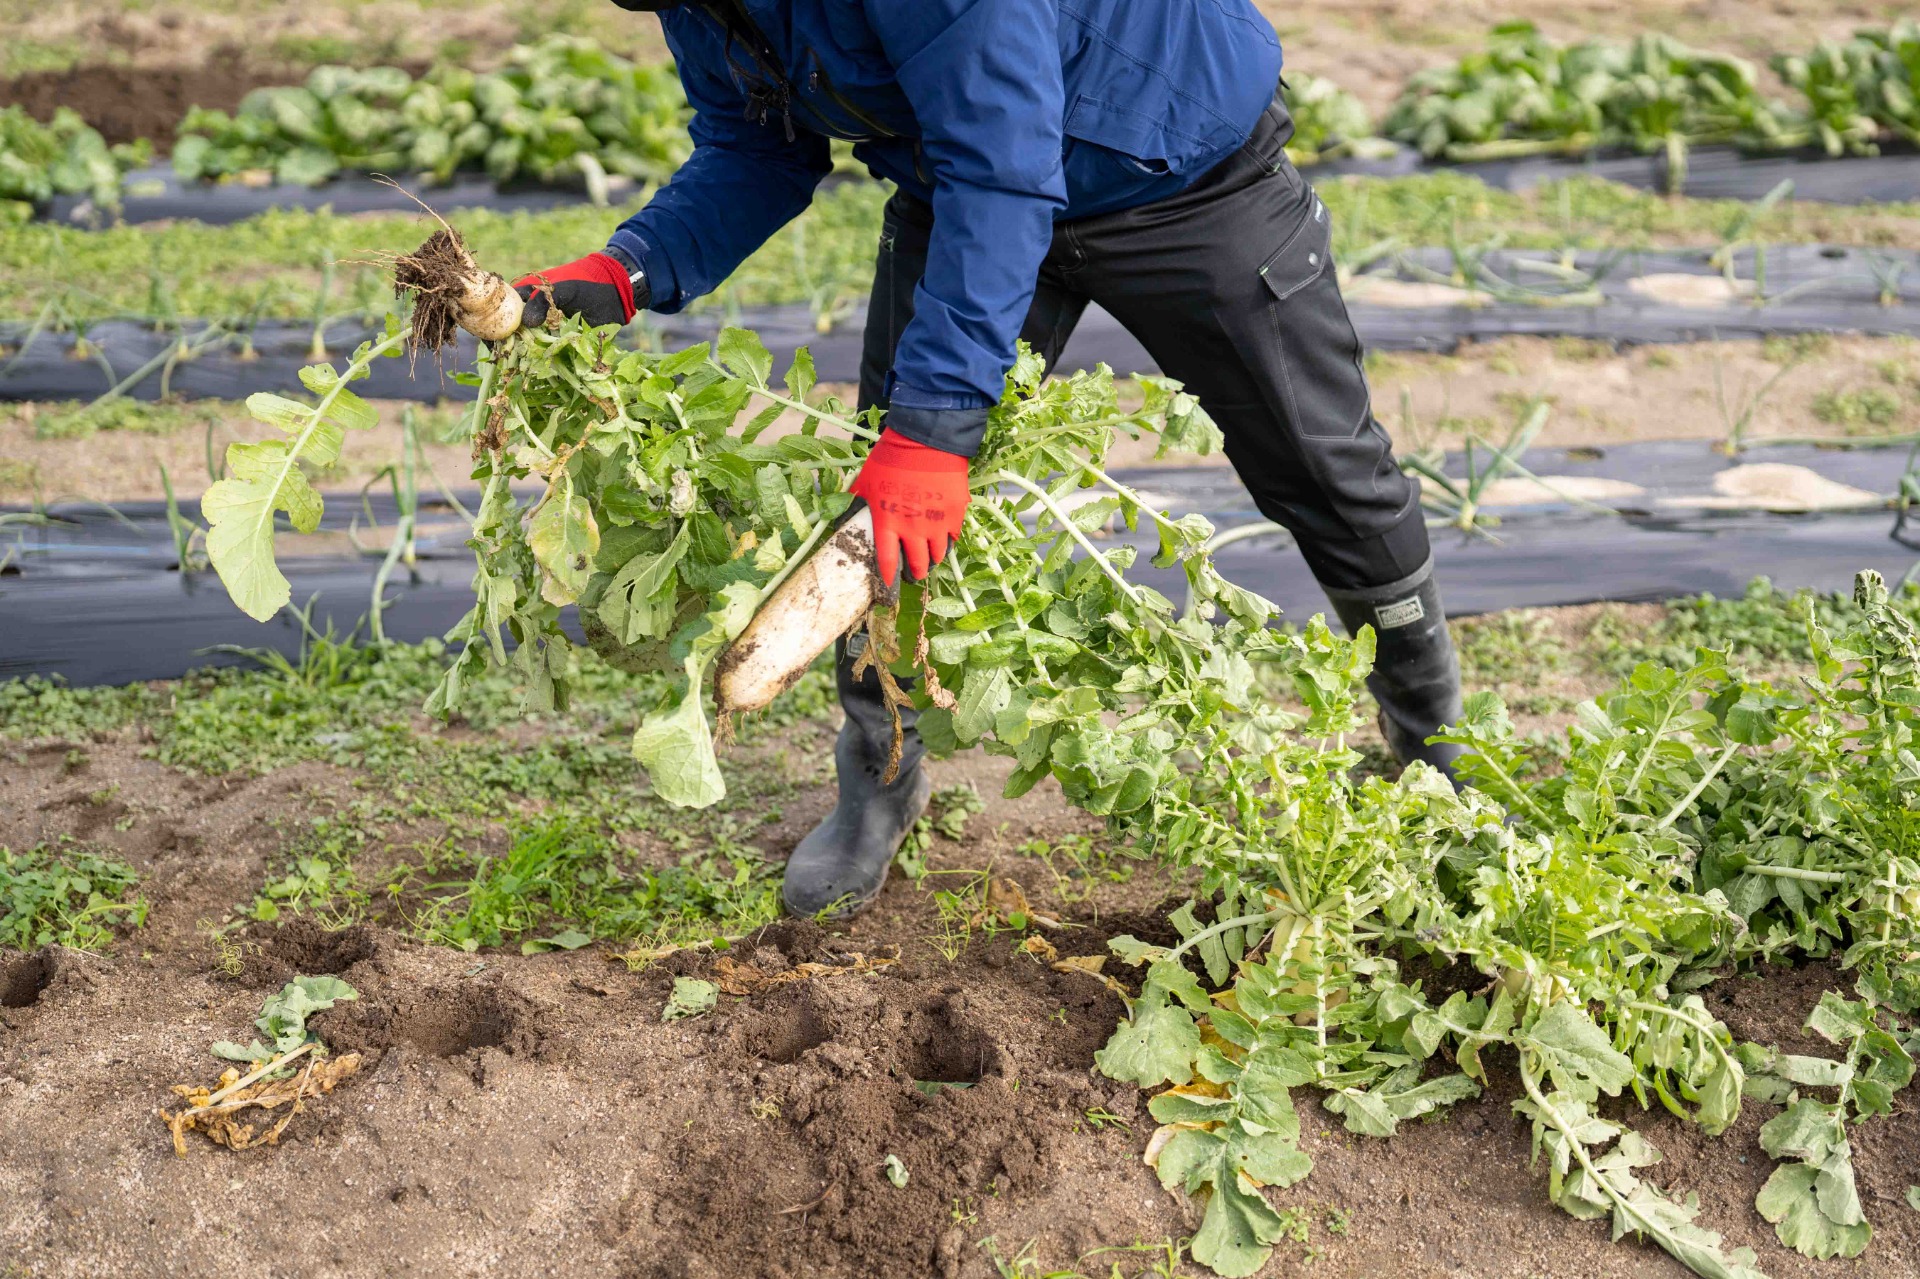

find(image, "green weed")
[395,818,783,955]
[1454,610,1576,715]
[1813,383,1904,434]
[979,1237,1193,1279]
[1761,333,1836,364]
[26,398,220,441]
[896,783,987,882]
[1026,833,1135,905]
[0,839,147,950]
[248,814,372,926]
[0,457,39,494]
[0,676,159,742]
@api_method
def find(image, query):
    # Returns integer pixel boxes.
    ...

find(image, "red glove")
[848,429,970,586]
[513,252,639,330]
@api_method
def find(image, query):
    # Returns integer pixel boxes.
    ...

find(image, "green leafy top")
[211,975,360,1064]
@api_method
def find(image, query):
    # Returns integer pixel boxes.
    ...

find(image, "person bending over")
[518,0,1465,918]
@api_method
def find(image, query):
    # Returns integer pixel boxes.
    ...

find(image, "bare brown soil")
[1368,334,1920,453]
[3,643,1917,1279]
[0,60,306,149]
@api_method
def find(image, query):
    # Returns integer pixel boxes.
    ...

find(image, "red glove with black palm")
[513,251,645,330]
[848,429,971,587]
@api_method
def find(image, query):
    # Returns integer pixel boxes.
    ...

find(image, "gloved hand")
[513,251,646,330]
[847,428,970,586]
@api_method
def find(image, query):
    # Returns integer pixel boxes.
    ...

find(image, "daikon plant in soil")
[200,231,1919,1279]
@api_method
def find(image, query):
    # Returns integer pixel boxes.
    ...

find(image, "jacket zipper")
[801,58,930,184]
[706,0,796,141]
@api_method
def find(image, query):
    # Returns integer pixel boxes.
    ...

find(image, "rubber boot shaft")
[781,634,931,918]
[1322,557,1467,785]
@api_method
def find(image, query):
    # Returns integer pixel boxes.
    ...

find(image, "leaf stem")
[1164,908,1286,967]
[247,328,409,556]
[1652,740,1741,832]
[991,469,1142,605]
[202,1041,318,1108]
[1739,862,1852,885]
[741,381,878,442]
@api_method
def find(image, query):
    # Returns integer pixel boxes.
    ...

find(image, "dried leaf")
[712,950,898,997]
[160,1050,362,1156]
[1020,934,1060,962]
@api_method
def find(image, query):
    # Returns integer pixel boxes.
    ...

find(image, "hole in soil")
[902,1000,995,1087]
[240,919,379,989]
[742,1002,832,1065]
[263,920,377,976]
[396,987,526,1059]
[0,951,55,1008]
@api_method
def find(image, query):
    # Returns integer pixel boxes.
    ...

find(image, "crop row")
[5,172,1919,338]
[6,23,1920,216]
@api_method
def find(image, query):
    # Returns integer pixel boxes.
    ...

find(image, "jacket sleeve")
[866,0,1068,457]
[607,22,832,313]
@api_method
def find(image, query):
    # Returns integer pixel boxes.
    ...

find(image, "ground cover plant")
[1,617,840,957]
[0,837,147,949]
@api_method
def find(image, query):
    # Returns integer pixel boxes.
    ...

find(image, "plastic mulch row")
[30,145,1920,228]
[5,251,1918,402]
[6,445,1919,685]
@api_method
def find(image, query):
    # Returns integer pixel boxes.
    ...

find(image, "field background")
[5,0,1918,107]
[4,4,1920,1279]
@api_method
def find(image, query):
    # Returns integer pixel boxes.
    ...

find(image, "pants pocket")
[1258,189,1372,440]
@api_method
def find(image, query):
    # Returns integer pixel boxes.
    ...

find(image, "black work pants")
[856,92,1428,592]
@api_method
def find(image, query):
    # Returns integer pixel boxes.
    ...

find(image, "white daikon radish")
[448,266,524,342]
[392,225,525,352]
[716,507,883,714]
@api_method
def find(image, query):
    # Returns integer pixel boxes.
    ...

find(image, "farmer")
[518,0,1464,917]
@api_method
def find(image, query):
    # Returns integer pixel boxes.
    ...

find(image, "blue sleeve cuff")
[884,375,994,413]
[883,378,993,457]
[885,403,990,459]
[607,227,678,313]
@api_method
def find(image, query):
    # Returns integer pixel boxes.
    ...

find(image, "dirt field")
[2,603,1918,1279]
[5,4,1920,1276]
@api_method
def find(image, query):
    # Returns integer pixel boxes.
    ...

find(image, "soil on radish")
[1,711,1917,1278]
[392,226,501,357]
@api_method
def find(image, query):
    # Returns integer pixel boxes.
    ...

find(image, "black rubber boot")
[1322,557,1468,786]
[782,635,932,919]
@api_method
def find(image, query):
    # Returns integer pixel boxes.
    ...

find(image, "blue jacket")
[607,0,1283,456]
